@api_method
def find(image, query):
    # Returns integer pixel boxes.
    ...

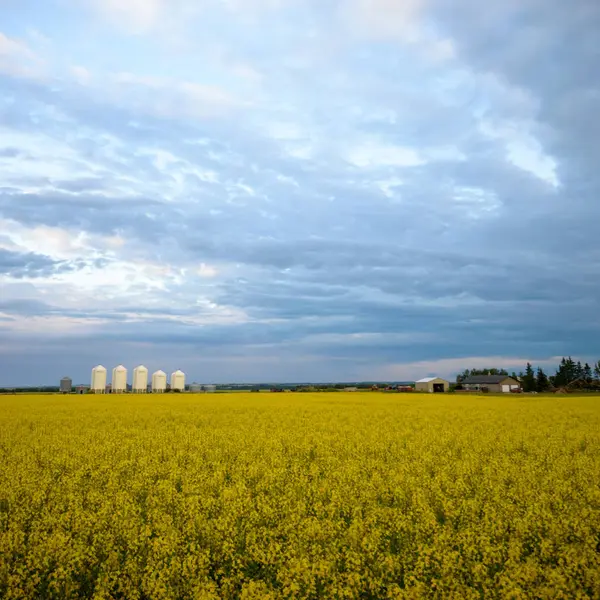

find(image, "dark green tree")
[595,360,600,380]
[522,363,536,392]
[536,367,550,392]
[554,357,577,387]
[584,363,593,381]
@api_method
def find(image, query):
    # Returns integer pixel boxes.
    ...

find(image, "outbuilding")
[415,377,449,393]
[461,375,520,393]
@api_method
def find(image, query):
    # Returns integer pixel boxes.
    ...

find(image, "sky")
[0,0,599,386]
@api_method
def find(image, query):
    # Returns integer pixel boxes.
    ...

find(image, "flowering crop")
[0,392,599,598]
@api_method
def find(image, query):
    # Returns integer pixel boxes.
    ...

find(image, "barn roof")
[416,377,440,383]
[462,375,516,384]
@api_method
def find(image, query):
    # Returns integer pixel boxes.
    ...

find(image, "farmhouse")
[415,377,449,393]
[461,375,520,393]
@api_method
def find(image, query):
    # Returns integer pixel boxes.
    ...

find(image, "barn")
[461,375,521,393]
[415,377,449,393]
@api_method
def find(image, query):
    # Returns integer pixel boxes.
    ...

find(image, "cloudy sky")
[0,0,598,386]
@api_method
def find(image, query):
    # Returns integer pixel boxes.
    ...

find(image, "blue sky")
[0,0,598,385]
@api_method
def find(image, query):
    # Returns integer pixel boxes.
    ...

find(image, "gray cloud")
[0,0,599,385]
[0,249,74,278]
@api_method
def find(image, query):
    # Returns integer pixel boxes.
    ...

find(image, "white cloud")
[346,141,424,168]
[452,186,501,219]
[342,0,425,41]
[70,65,91,85]
[88,0,165,34]
[196,263,218,277]
[0,32,41,78]
[112,72,242,119]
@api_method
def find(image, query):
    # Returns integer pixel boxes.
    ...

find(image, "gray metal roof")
[462,375,516,384]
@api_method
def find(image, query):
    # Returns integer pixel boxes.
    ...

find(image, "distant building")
[343,387,359,392]
[75,385,89,395]
[60,377,72,393]
[415,377,449,393]
[461,375,520,393]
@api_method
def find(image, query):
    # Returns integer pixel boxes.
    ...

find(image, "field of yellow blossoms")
[1,392,599,599]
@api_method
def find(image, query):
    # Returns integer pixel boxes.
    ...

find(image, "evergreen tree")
[584,363,593,381]
[554,356,578,387]
[595,361,600,380]
[522,363,536,392]
[536,367,550,392]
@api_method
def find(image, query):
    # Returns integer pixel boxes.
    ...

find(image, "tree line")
[457,358,600,392]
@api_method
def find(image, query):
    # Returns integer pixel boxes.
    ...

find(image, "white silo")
[170,369,185,392]
[91,365,107,393]
[111,365,128,393]
[152,370,167,393]
[132,365,148,393]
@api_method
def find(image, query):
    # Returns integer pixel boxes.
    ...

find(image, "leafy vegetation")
[1,393,599,598]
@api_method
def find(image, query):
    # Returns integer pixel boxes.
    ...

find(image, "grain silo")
[189,382,203,393]
[152,370,167,393]
[60,377,72,393]
[91,365,107,393]
[170,369,185,392]
[132,365,148,393]
[205,384,216,393]
[111,365,128,393]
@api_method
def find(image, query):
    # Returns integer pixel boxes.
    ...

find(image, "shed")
[461,375,520,393]
[415,377,449,393]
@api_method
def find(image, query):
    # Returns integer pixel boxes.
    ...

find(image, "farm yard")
[0,393,599,599]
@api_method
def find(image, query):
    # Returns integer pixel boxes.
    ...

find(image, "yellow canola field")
[1,393,599,599]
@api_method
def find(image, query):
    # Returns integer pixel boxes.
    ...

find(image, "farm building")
[60,377,72,393]
[132,365,148,393]
[170,370,186,392]
[91,365,107,393]
[152,370,167,393]
[415,377,449,393]
[111,365,127,393]
[461,375,520,393]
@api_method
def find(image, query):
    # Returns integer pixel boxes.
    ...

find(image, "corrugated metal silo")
[132,365,148,393]
[152,370,167,393]
[189,382,203,393]
[112,365,128,393]
[205,384,216,393]
[60,377,72,393]
[91,365,107,393]
[170,369,185,392]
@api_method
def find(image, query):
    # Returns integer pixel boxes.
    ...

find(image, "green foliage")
[456,368,508,383]
[521,363,536,393]
[535,367,550,393]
